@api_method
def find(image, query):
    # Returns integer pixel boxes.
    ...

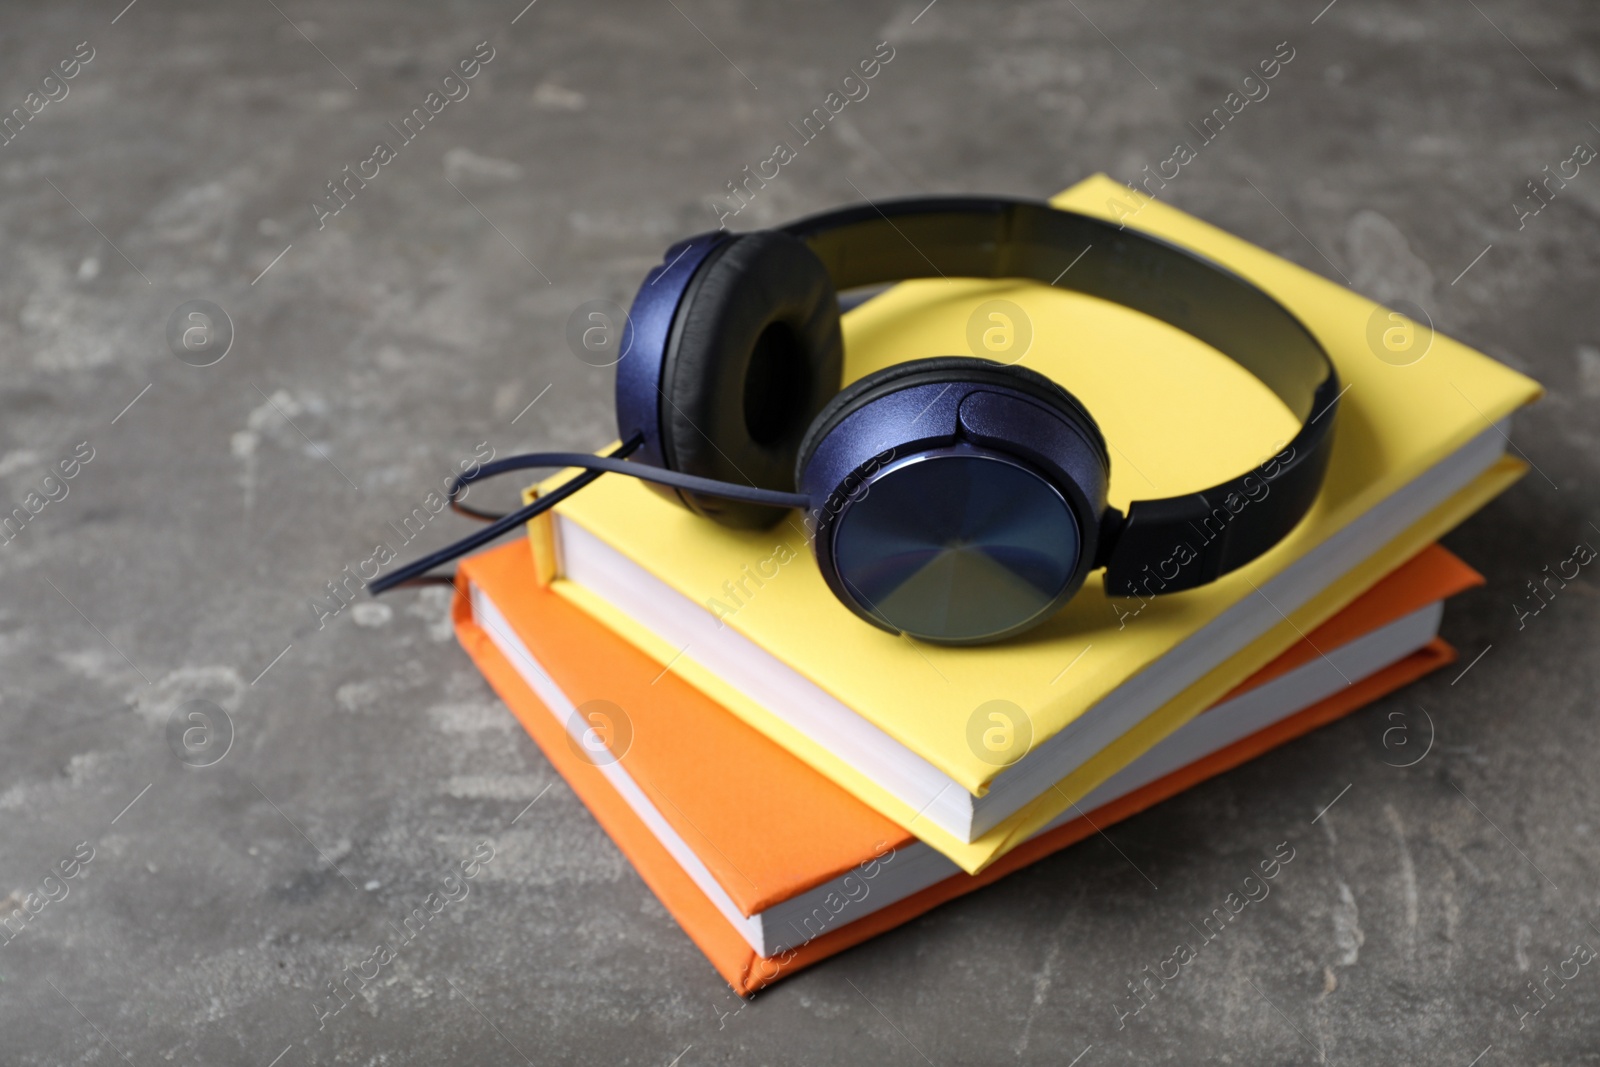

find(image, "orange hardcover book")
[454,541,1479,993]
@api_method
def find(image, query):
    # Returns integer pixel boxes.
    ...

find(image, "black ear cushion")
[796,356,1109,481]
[659,231,842,527]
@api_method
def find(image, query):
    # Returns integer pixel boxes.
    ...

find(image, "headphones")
[374,196,1340,645]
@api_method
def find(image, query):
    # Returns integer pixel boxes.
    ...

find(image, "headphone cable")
[370,435,810,594]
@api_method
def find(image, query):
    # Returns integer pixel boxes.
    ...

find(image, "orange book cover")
[454,541,1479,993]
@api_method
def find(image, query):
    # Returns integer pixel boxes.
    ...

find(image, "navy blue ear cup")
[794,357,1112,644]
[656,231,842,528]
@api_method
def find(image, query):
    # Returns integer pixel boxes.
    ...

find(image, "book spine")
[521,485,561,586]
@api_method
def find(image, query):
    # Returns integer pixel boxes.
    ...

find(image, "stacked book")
[450,175,1541,993]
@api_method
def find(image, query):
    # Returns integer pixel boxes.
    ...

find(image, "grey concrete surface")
[1,0,1597,1063]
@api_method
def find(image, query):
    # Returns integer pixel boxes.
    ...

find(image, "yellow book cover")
[543,174,1541,873]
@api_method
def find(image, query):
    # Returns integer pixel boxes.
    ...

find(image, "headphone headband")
[779,197,1332,419]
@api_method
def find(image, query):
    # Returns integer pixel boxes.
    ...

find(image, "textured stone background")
[1,1,1597,1064]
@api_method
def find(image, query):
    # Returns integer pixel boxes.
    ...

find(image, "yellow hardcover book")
[541,174,1541,873]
